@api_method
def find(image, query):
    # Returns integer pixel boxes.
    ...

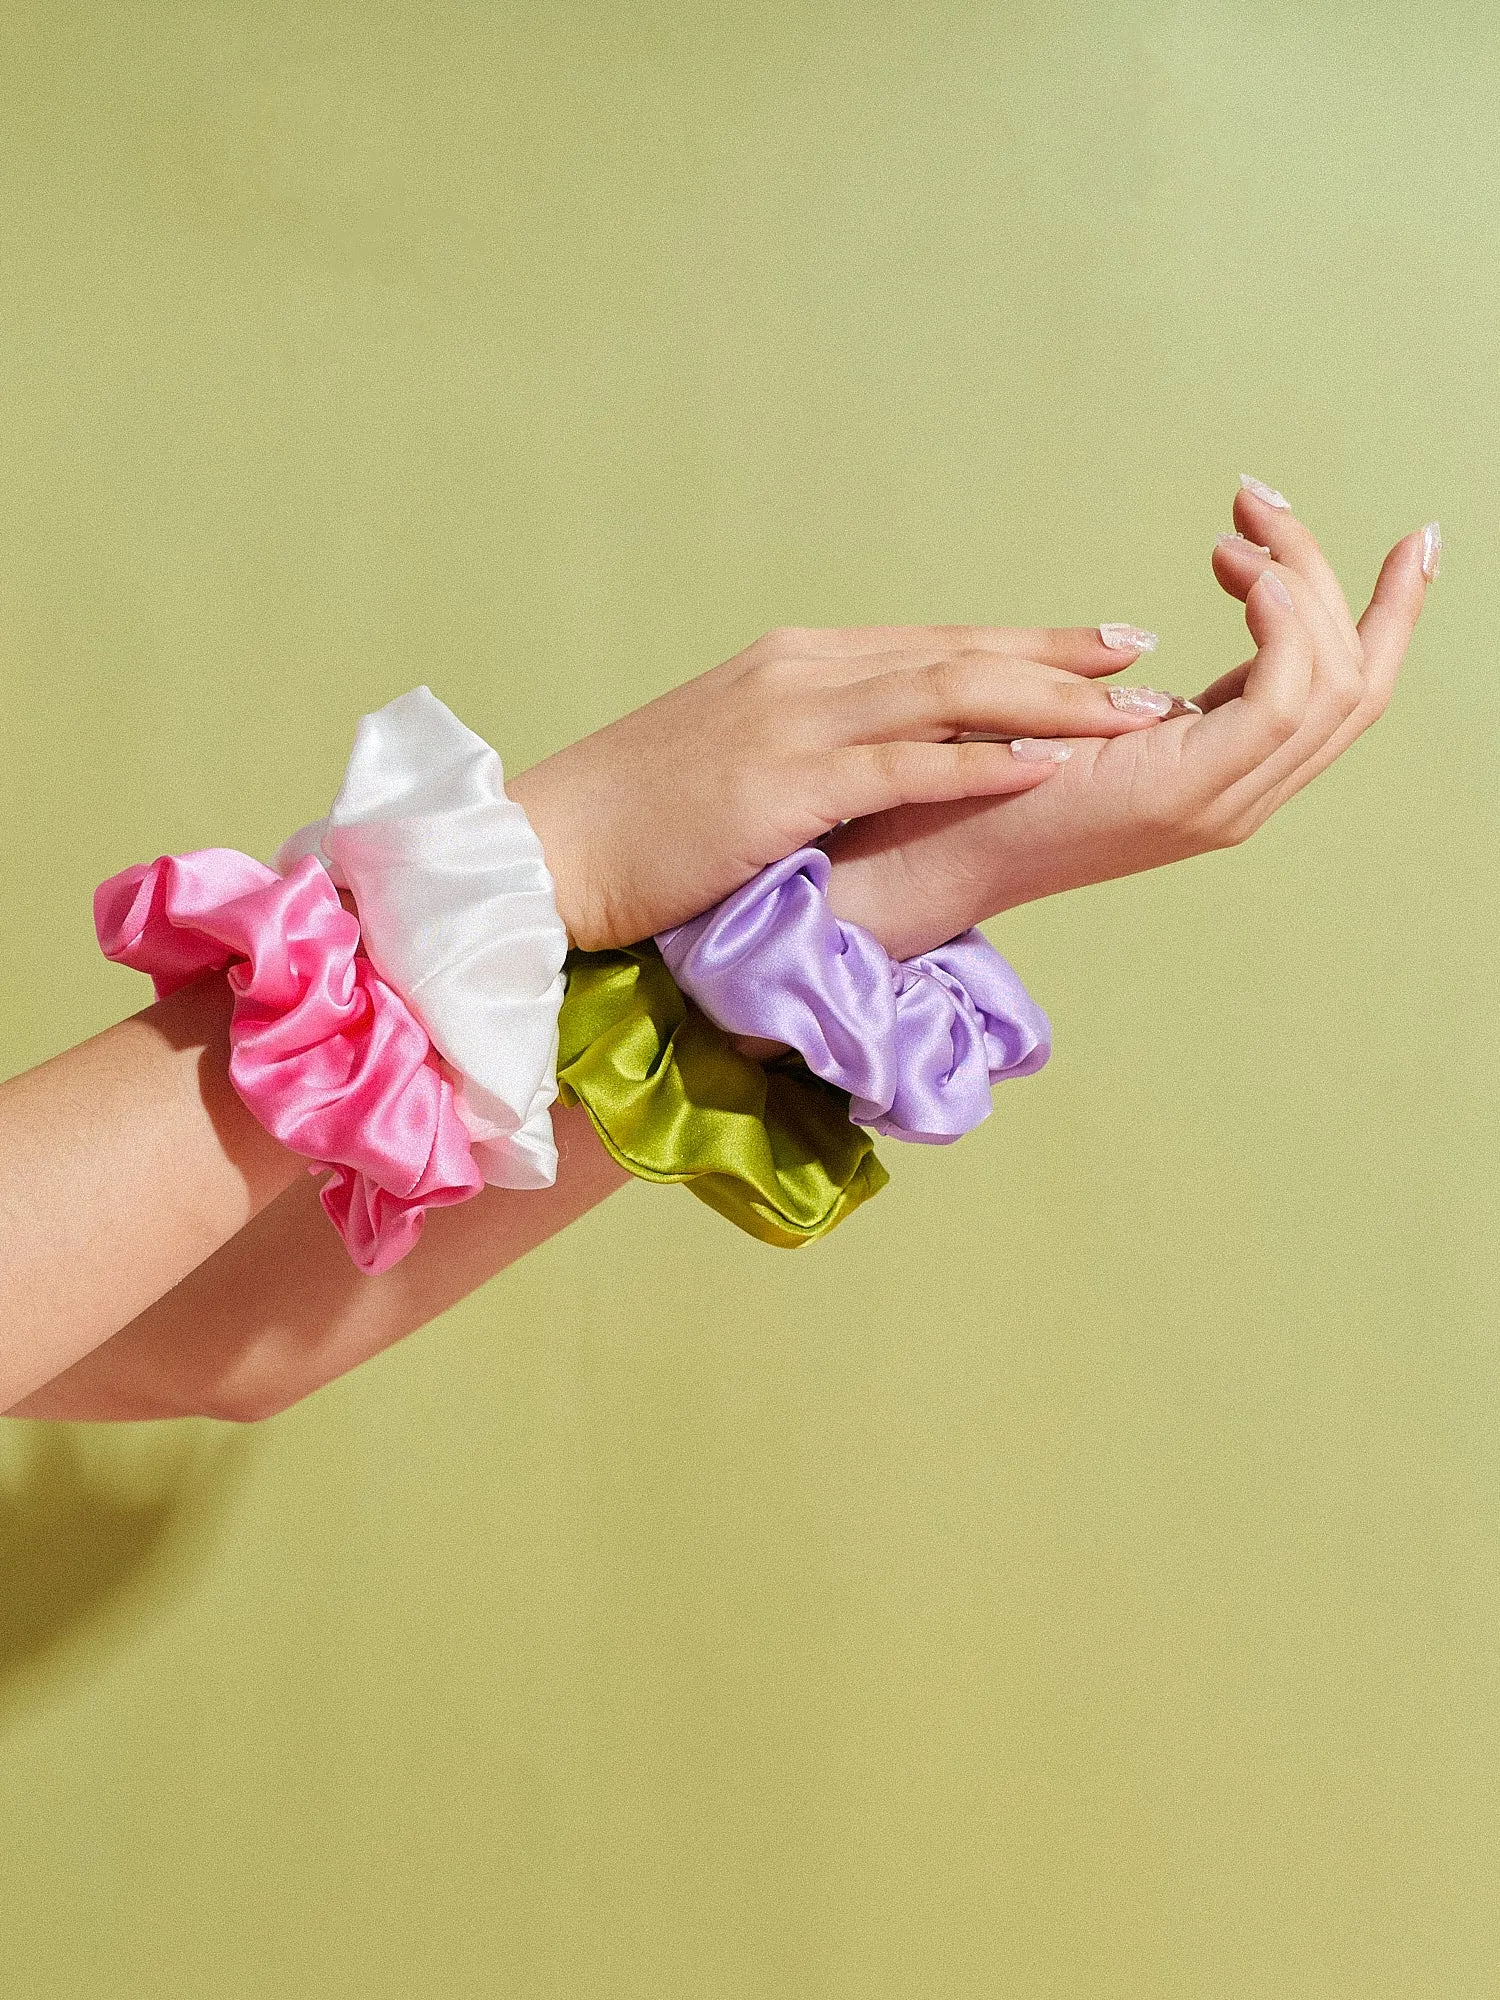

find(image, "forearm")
[0,976,303,1412]
[8,1101,628,1422]
[6,830,997,1424]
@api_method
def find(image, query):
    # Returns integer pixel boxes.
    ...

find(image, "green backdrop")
[1,4,1494,1995]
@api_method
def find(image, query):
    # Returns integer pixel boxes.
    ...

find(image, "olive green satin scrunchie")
[556,943,888,1247]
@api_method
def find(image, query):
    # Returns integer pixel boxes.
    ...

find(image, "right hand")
[507,623,1172,950]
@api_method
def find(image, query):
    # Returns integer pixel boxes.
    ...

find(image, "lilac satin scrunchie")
[656,848,1049,1145]
[95,849,484,1274]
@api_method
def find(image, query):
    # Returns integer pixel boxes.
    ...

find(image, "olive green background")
[0,3,1493,1994]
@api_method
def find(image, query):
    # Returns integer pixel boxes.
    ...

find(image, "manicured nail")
[1010,737,1073,762]
[1239,473,1292,509]
[1099,623,1159,653]
[1166,694,1203,716]
[1256,569,1293,608]
[1216,531,1271,554]
[1107,685,1174,718]
[1421,521,1442,581]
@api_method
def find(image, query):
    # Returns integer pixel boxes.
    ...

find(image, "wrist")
[820,815,1034,960]
[507,754,594,950]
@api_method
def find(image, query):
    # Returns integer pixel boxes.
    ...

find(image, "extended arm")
[0,978,303,1411]
[0,629,1128,1410]
[3,484,1432,1422]
[9,1101,627,1422]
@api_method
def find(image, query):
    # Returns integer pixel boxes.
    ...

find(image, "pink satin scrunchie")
[94,849,484,1274]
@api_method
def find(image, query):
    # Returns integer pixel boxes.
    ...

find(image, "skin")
[505,625,1170,948]
[0,980,305,1412]
[824,487,1432,954]
[0,647,1148,1415]
[10,1103,632,1422]
[5,486,1431,1421]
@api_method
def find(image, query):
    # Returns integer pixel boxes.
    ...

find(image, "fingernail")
[1256,569,1293,608]
[1166,693,1203,716]
[1099,623,1159,653]
[1010,737,1073,762]
[1107,685,1175,718]
[1216,531,1271,554]
[1421,521,1442,581]
[1239,473,1292,509]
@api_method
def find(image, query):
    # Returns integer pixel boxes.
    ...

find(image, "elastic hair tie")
[95,848,484,1274]
[557,942,888,1247]
[656,847,1050,1144]
[277,687,568,1192]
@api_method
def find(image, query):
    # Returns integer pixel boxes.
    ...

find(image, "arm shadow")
[0,1419,255,1733]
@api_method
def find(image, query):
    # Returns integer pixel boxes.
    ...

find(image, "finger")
[1242,526,1434,818]
[838,656,1181,743]
[1208,520,1417,824]
[1201,521,1429,715]
[1355,525,1432,708]
[1212,534,1357,673]
[1209,538,1365,766]
[1210,531,1274,604]
[1193,658,1251,713]
[1213,535,1355,673]
[1231,477,1362,650]
[1174,569,1316,802]
[822,737,1072,820]
[763,624,1159,675]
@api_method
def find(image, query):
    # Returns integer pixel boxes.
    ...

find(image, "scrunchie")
[557,943,888,1247]
[95,849,484,1274]
[656,847,1049,1144]
[276,687,568,1191]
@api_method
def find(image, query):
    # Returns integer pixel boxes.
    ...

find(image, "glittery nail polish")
[1107,686,1175,719]
[1009,738,1073,762]
[1421,521,1442,580]
[1099,623,1159,653]
[1239,473,1292,509]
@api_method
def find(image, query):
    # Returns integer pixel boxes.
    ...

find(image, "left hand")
[819,484,1435,958]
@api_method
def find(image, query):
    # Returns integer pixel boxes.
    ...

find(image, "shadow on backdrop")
[0,1420,253,1731]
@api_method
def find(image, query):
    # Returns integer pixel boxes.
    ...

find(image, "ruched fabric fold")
[657,847,1050,1144]
[557,944,888,1247]
[95,849,484,1274]
[276,687,568,1191]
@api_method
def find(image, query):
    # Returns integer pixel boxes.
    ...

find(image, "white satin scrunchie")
[276,687,568,1190]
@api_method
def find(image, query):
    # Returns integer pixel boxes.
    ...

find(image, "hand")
[820,486,1436,959]
[508,623,1175,949]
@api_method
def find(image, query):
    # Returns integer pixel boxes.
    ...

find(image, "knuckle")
[1362,683,1393,725]
[757,626,810,661]
[742,654,801,707]
[1336,666,1366,719]
[1324,651,1364,717]
[870,738,908,786]
[1262,691,1304,744]
[1334,686,1363,727]
[922,657,969,713]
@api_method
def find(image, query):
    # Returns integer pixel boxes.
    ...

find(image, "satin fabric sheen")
[557,944,888,1247]
[276,687,567,1190]
[95,849,485,1274]
[656,847,1050,1143]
